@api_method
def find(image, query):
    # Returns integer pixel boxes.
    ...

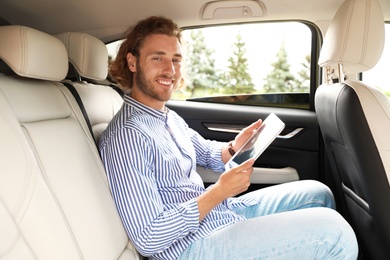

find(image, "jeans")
[178,180,358,260]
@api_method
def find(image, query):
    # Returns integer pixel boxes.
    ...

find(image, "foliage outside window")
[106,22,314,109]
[172,22,312,108]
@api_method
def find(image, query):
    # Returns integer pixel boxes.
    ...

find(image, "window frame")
[178,20,323,111]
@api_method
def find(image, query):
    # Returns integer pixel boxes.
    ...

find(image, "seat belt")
[63,82,95,143]
[109,83,125,99]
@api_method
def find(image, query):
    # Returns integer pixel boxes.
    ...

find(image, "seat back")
[315,0,388,258]
[0,25,139,260]
[55,32,123,142]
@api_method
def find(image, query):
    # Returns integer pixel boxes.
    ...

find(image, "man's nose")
[163,60,175,76]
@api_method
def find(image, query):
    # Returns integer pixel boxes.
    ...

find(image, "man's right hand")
[216,158,254,198]
[196,158,254,221]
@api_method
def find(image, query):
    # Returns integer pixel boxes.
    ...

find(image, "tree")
[263,42,296,93]
[223,33,255,94]
[294,54,311,92]
[184,30,220,97]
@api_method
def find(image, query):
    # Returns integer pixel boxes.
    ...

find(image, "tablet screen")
[225,113,285,170]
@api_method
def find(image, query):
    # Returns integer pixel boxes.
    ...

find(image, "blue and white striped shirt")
[99,96,256,260]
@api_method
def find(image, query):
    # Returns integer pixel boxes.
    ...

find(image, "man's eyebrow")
[149,51,182,58]
[174,53,183,58]
[150,51,166,55]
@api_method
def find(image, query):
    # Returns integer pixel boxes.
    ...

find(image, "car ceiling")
[1,0,389,43]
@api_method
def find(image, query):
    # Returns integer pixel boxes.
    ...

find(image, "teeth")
[158,80,173,85]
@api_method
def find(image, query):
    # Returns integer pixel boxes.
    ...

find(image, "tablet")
[225,113,285,170]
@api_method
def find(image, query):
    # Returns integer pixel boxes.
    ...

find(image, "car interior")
[0,0,389,259]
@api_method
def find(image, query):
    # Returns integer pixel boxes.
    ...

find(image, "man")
[99,16,358,260]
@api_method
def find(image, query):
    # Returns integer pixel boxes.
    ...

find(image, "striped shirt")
[99,96,257,260]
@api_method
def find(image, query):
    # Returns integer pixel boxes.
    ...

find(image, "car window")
[362,23,390,97]
[178,22,315,109]
[107,22,316,110]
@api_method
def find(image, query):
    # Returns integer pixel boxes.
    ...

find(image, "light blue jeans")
[178,180,358,260]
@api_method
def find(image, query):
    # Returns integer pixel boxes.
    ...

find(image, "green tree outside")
[223,33,255,94]
[179,30,221,97]
[175,30,312,101]
[263,42,296,93]
[294,54,311,92]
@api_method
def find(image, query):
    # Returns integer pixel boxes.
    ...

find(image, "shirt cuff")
[179,198,200,233]
[209,141,226,172]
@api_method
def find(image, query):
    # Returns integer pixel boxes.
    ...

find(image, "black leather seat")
[315,0,388,258]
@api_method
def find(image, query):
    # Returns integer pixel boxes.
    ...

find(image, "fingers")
[250,119,263,131]
[219,158,254,197]
[232,158,255,173]
[249,119,262,128]
[234,120,262,148]
[242,119,262,134]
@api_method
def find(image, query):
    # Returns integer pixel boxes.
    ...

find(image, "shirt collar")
[124,95,168,119]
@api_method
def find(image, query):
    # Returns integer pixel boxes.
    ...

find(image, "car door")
[167,97,321,191]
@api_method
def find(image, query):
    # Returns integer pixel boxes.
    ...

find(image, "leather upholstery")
[318,0,385,75]
[56,31,123,142]
[68,81,123,141]
[0,26,68,81]
[56,32,108,80]
[315,0,389,258]
[0,25,139,259]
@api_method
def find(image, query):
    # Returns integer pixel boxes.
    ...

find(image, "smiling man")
[98,16,358,260]
[127,33,182,109]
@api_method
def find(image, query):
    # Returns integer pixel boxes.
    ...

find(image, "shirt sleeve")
[189,128,226,172]
[99,128,200,256]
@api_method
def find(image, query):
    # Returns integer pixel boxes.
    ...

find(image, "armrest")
[197,166,299,184]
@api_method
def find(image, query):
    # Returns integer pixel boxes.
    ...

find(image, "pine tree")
[263,42,296,93]
[224,33,255,94]
[184,30,220,97]
[294,54,311,92]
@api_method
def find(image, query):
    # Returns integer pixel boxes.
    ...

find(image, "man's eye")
[173,59,182,64]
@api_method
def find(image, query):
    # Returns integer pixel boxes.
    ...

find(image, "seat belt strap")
[109,84,125,99]
[63,82,95,143]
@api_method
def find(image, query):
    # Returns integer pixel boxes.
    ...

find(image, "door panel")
[167,100,320,189]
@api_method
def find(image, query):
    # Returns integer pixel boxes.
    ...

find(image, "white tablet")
[225,113,285,170]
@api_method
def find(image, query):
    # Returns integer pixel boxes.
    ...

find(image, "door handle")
[204,123,303,139]
[276,127,304,139]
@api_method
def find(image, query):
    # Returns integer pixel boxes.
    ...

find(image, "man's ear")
[126,52,137,72]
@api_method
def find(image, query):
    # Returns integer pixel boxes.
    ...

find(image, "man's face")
[127,34,182,109]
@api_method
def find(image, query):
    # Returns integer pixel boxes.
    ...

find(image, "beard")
[135,62,176,102]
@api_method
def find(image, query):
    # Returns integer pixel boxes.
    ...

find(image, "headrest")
[318,0,385,75]
[0,26,68,81]
[55,32,108,81]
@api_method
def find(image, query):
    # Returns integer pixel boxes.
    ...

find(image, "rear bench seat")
[0,25,140,260]
[55,32,123,143]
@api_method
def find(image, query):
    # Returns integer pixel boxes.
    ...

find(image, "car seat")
[0,25,140,260]
[55,32,124,143]
[315,0,388,258]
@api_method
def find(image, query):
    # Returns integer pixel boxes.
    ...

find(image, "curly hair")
[109,16,184,91]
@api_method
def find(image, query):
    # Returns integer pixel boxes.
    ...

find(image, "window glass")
[106,22,314,109]
[176,22,312,102]
[362,23,390,97]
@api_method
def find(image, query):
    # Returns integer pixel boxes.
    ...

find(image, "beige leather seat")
[55,32,123,143]
[315,0,388,258]
[0,25,139,260]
